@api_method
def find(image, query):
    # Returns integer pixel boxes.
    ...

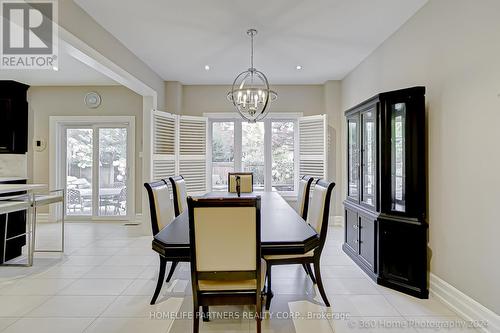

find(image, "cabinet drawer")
[359,215,376,271]
[345,208,358,253]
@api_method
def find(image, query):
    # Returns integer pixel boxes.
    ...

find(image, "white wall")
[28,86,144,214]
[341,0,500,314]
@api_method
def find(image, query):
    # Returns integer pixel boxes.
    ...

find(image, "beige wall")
[341,0,500,314]
[28,86,143,214]
[181,85,324,116]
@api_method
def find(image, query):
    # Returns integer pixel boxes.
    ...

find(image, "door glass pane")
[362,111,376,206]
[242,122,264,191]
[212,122,234,191]
[66,128,93,216]
[348,118,359,198]
[98,128,127,216]
[272,121,294,192]
[391,103,406,212]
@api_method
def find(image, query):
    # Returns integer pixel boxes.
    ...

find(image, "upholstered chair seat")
[198,259,267,291]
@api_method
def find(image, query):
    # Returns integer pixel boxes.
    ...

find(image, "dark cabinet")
[343,87,428,299]
[359,214,375,271]
[0,81,29,154]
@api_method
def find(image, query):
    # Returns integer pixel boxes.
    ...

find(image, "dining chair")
[228,172,253,193]
[169,175,188,216]
[144,180,179,305]
[187,195,265,333]
[264,179,335,310]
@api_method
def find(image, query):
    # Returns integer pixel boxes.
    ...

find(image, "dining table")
[152,191,319,304]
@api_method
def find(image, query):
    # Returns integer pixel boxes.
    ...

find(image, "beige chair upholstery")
[151,183,174,231]
[144,180,174,234]
[228,173,253,193]
[169,176,188,216]
[297,176,314,219]
[306,184,329,234]
[194,206,257,271]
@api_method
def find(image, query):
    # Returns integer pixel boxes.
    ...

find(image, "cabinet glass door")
[361,109,376,207]
[391,103,406,212]
[347,117,359,200]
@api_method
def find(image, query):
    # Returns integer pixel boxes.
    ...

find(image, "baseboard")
[329,215,344,227]
[430,273,500,333]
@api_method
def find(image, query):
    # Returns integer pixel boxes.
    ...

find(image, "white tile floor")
[0,222,481,333]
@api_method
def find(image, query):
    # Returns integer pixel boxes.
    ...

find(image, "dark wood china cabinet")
[343,86,428,298]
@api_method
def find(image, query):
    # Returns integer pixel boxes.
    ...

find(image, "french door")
[59,120,134,221]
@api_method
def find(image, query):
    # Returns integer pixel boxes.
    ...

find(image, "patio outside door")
[64,123,132,220]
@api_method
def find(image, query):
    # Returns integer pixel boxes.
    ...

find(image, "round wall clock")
[84,92,102,109]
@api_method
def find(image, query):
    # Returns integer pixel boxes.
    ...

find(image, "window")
[242,122,265,191]
[208,116,299,195]
[211,122,234,191]
[272,121,294,192]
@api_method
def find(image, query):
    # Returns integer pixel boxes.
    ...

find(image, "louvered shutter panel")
[152,111,176,181]
[299,115,328,179]
[178,116,208,194]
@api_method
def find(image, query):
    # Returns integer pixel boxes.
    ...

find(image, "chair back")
[297,176,314,219]
[188,196,261,286]
[67,189,81,205]
[144,180,174,235]
[169,176,188,216]
[228,172,253,193]
[306,180,335,249]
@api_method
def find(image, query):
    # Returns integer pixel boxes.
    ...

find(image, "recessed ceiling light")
[204,65,210,71]
[296,65,302,70]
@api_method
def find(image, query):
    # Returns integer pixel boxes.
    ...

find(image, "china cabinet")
[343,86,428,298]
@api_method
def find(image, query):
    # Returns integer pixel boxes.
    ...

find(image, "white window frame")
[205,112,302,197]
[49,116,136,222]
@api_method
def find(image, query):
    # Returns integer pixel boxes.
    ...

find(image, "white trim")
[49,116,136,222]
[430,273,500,333]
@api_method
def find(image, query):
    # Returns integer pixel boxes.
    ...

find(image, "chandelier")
[227,29,277,122]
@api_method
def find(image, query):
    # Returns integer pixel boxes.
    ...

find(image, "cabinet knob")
[353,224,358,229]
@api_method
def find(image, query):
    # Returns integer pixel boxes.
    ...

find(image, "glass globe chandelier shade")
[227,29,277,122]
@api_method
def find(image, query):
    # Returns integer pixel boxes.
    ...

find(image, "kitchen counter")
[0,177,28,182]
[0,184,46,195]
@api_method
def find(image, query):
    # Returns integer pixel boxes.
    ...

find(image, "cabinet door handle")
[352,225,358,229]
[354,240,362,244]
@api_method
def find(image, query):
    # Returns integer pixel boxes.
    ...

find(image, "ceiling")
[75,0,428,85]
[0,49,117,86]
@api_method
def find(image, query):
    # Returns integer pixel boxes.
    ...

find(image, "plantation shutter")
[178,115,208,194]
[152,110,176,181]
[299,114,328,179]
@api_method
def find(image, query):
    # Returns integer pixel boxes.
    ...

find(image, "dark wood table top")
[152,191,319,258]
